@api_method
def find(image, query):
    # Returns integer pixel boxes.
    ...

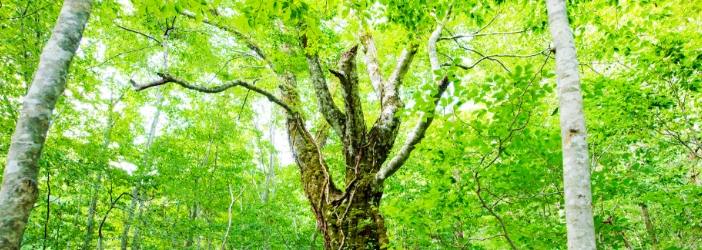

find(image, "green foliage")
[1,0,701,248]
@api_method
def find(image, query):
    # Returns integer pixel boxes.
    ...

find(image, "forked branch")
[374,20,449,184]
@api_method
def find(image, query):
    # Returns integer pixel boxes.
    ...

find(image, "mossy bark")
[280,68,395,249]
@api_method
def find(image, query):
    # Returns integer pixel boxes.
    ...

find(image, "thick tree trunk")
[0,1,93,248]
[279,68,393,249]
[545,0,596,249]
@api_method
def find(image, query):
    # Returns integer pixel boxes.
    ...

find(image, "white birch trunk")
[0,0,93,248]
[545,0,596,249]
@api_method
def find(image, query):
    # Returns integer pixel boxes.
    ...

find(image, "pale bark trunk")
[121,88,164,249]
[120,186,138,250]
[82,171,101,250]
[0,0,93,248]
[84,92,123,250]
[261,106,276,204]
[221,184,234,250]
[129,194,144,250]
[545,0,596,249]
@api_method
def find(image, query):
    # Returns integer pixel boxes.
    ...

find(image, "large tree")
[0,0,94,248]
[130,5,459,249]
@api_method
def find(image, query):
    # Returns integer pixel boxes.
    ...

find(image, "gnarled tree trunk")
[0,0,93,248]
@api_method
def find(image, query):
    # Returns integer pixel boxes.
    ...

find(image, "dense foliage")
[1,0,700,249]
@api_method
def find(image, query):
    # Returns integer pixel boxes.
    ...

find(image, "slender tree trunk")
[262,106,276,204]
[545,0,596,249]
[82,171,102,250]
[121,186,139,250]
[129,192,144,250]
[221,184,235,250]
[640,204,658,247]
[67,180,84,250]
[121,88,164,250]
[0,0,93,248]
[84,91,123,250]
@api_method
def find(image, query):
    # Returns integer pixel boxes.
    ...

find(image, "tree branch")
[438,30,525,41]
[374,22,449,184]
[428,25,444,70]
[445,48,550,71]
[115,24,162,45]
[360,31,386,101]
[131,73,296,114]
[369,43,419,140]
[180,11,272,68]
[302,36,345,136]
[386,43,419,99]
[330,45,366,157]
[375,77,449,183]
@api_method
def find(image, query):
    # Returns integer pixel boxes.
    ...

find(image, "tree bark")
[545,0,596,249]
[0,1,93,248]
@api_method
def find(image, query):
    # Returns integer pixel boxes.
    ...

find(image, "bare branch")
[445,48,550,70]
[131,73,296,114]
[476,10,500,34]
[181,12,268,62]
[438,30,525,41]
[87,45,156,70]
[115,24,162,45]
[474,173,518,249]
